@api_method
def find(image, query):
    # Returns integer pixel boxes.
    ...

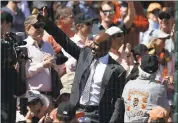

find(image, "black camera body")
[1,32,28,123]
[1,32,28,66]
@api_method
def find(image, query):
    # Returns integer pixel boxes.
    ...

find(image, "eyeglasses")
[102,10,115,15]
[159,12,171,20]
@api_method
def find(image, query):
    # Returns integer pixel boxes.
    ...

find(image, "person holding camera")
[1,11,27,123]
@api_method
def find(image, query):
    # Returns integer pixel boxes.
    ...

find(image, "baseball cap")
[55,72,74,104]
[105,26,123,36]
[60,85,72,95]
[140,54,159,74]
[147,3,161,13]
[24,15,45,28]
[149,29,170,40]
[133,44,148,56]
[25,90,50,107]
[57,101,76,121]
[158,7,174,20]
[147,3,162,13]
[55,85,72,105]
[74,13,97,25]
[61,72,75,87]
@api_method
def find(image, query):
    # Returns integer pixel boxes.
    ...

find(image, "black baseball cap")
[140,54,159,74]
[57,101,76,121]
[133,44,148,57]
[74,13,97,25]
[158,8,174,20]
[24,15,45,29]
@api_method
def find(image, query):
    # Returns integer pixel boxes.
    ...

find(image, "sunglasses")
[32,22,45,29]
[159,12,171,20]
[102,10,115,15]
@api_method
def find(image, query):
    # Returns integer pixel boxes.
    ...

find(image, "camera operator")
[1,11,27,123]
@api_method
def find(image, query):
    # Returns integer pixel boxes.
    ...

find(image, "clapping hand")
[42,53,56,68]
[38,113,53,123]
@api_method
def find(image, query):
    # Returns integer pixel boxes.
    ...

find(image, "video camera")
[1,32,28,66]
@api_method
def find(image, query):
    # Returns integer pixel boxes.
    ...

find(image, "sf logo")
[133,98,139,107]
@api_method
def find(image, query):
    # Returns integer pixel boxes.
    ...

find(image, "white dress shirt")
[24,36,54,92]
[80,54,109,106]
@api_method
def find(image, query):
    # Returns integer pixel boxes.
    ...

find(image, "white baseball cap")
[105,26,123,36]
[25,90,50,107]
[149,29,170,39]
[142,29,170,45]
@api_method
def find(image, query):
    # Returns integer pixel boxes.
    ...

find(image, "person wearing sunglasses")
[158,7,175,110]
[147,3,162,30]
[105,27,125,64]
[158,7,175,54]
[143,7,175,54]
[23,14,62,113]
[140,3,162,43]
[92,1,134,36]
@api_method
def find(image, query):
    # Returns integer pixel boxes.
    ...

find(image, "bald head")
[93,32,111,44]
[91,32,112,58]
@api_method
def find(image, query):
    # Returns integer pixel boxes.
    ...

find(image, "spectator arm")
[123,1,135,29]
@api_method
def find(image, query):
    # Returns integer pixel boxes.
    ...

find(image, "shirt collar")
[99,23,117,30]
[72,34,82,42]
[24,36,44,48]
[24,36,36,45]
[98,53,109,64]
[72,34,85,46]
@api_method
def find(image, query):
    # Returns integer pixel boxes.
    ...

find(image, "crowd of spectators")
[1,1,176,123]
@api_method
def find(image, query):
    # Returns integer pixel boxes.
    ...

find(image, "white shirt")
[23,36,54,92]
[80,54,109,105]
[63,34,85,73]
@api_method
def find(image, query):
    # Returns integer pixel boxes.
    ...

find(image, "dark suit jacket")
[44,19,126,123]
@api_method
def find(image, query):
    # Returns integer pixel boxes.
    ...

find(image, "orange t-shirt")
[113,1,149,48]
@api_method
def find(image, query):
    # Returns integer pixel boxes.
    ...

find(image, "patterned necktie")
[81,59,99,103]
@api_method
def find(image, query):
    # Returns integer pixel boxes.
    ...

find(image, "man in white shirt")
[24,15,55,95]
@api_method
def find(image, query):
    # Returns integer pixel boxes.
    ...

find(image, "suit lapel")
[78,51,93,84]
[99,56,116,102]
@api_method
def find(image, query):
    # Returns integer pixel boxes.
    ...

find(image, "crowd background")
[1,1,177,123]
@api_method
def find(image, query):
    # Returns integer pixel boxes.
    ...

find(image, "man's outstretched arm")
[44,19,81,60]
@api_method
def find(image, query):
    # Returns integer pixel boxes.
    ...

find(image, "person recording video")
[1,11,27,123]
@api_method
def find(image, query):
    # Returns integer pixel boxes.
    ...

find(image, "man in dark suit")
[43,14,126,123]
